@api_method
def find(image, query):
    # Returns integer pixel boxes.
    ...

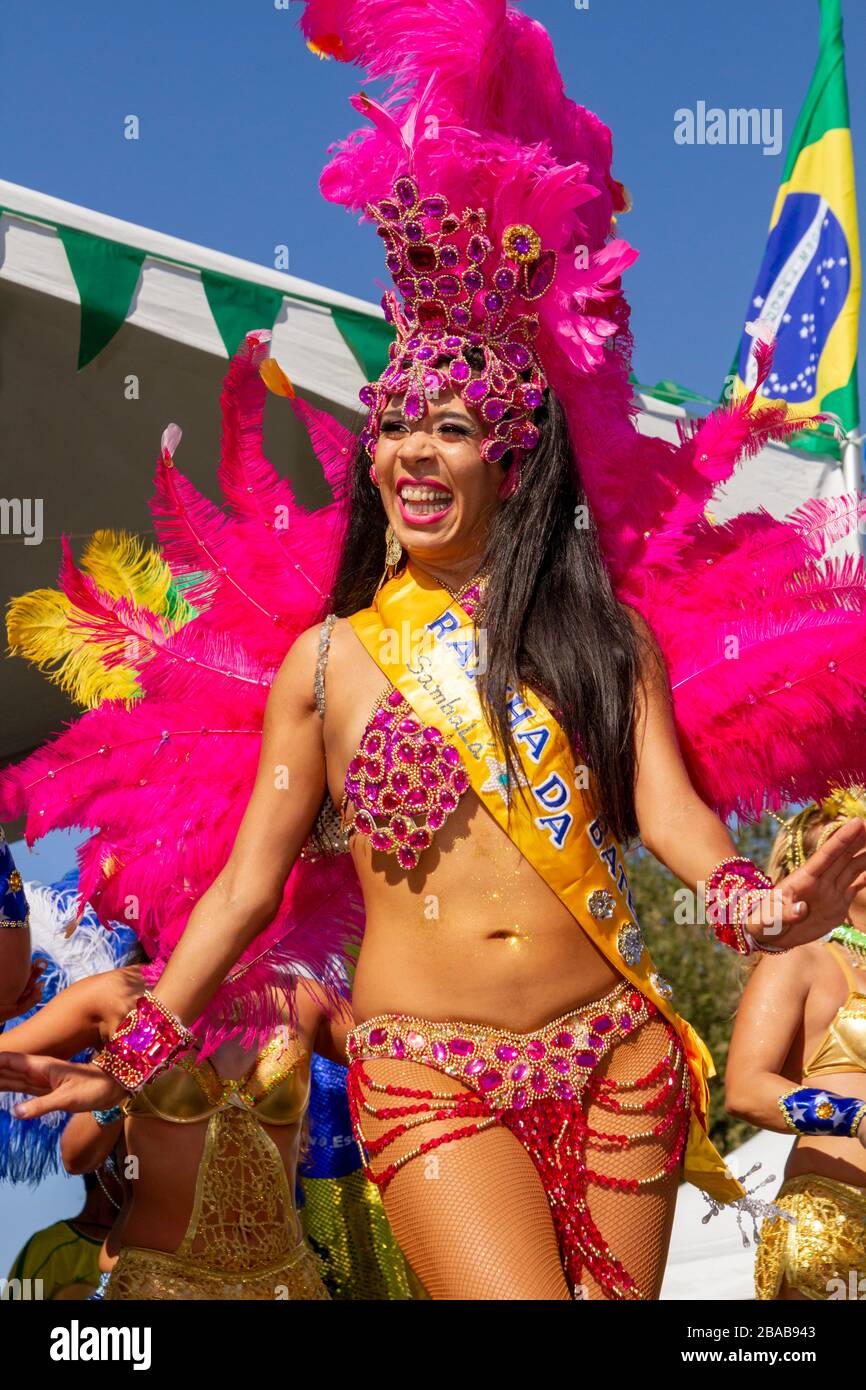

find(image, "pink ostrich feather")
[284,396,358,499]
[295,0,866,830]
[0,335,364,1051]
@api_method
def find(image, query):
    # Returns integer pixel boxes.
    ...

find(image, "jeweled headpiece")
[769,784,866,875]
[300,0,641,502]
[357,173,555,465]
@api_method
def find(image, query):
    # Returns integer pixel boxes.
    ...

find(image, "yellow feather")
[820,784,866,822]
[259,358,296,398]
[81,529,193,622]
[5,531,195,709]
[6,588,140,708]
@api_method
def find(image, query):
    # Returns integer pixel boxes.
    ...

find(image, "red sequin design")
[345,991,691,1300]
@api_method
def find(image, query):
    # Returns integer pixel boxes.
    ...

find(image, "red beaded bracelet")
[94,991,197,1094]
[704,855,778,956]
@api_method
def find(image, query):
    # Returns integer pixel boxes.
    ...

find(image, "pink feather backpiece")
[0,332,363,1055]
[294,0,866,819]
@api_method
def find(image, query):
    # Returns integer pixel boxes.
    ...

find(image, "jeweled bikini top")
[123,1027,310,1126]
[341,685,472,870]
[303,578,481,870]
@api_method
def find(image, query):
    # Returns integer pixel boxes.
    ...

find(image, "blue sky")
[2,0,864,408]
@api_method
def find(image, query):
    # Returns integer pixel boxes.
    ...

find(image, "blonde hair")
[737,784,866,986]
[767,784,866,885]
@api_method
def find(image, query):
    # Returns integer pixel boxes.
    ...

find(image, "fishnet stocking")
[580,1013,685,1300]
[351,1012,687,1301]
[356,1058,572,1300]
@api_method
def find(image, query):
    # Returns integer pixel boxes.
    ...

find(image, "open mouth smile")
[396,480,455,524]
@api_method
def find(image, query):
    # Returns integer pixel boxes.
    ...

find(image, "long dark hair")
[327,382,649,847]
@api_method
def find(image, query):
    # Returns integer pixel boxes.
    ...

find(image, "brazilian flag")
[728,0,860,458]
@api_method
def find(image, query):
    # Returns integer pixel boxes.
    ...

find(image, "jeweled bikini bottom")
[345,979,691,1299]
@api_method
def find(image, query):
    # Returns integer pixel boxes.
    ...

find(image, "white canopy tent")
[635,391,851,527]
[0,177,378,410]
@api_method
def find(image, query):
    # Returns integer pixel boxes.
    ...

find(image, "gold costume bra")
[122,1028,312,1273]
[123,1026,311,1125]
[802,942,866,1079]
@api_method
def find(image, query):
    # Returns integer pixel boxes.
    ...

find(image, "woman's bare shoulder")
[269,615,365,728]
[744,940,824,995]
[323,616,363,670]
[269,621,334,714]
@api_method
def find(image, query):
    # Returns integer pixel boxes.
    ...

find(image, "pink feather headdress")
[298,0,866,815]
[300,0,638,490]
[357,174,551,468]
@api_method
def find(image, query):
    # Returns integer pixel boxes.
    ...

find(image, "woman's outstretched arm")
[0,965,142,1059]
[61,1110,124,1176]
[0,627,328,1116]
[627,610,866,947]
[725,944,866,1149]
[724,947,812,1131]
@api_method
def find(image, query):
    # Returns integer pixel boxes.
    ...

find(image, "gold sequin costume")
[755,942,866,1300]
[298,1053,428,1299]
[754,1174,866,1300]
[106,1028,330,1300]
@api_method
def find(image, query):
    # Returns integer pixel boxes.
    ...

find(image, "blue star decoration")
[784,1087,863,1136]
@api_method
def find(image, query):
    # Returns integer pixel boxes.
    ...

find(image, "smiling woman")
[3,0,866,1306]
[380,352,507,524]
[334,359,648,850]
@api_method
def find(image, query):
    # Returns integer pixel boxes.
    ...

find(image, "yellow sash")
[348,560,745,1203]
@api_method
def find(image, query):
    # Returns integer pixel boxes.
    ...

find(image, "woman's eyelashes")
[380,421,473,437]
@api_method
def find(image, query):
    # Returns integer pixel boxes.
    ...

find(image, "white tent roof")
[635,391,849,530]
[0,177,382,411]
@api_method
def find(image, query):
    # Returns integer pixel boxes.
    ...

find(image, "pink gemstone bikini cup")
[341,686,472,871]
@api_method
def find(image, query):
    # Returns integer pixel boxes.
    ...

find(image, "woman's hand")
[858,1113,866,1151]
[0,1053,125,1118]
[746,817,866,950]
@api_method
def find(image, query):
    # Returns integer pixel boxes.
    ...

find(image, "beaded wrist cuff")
[92,1106,123,1127]
[704,855,777,955]
[1,835,30,929]
[93,992,197,1095]
[778,1086,866,1138]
